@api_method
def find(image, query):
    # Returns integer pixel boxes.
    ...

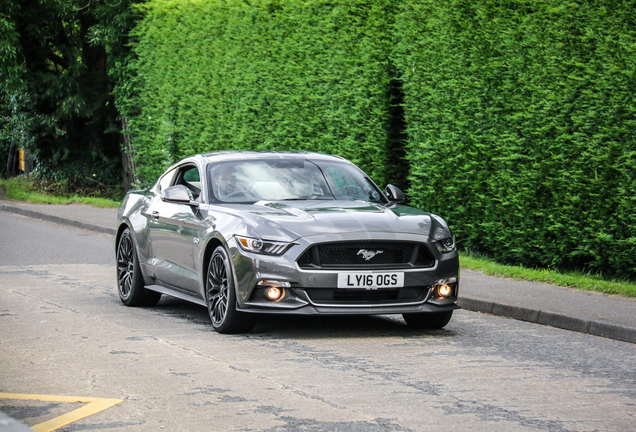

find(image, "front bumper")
[228,233,460,316]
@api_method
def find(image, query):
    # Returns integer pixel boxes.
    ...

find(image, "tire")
[116,228,162,307]
[206,246,255,334]
[403,310,453,330]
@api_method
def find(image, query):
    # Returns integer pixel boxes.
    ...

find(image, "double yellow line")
[0,393,123,432]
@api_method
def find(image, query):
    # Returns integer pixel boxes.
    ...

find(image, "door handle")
[152,211,160,220]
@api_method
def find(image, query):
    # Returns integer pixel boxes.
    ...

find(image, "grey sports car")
[116,151,459,333]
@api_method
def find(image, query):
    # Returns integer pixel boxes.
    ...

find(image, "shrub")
[125,0,636,279]
[392,0,636,278]
[128,0,397,187]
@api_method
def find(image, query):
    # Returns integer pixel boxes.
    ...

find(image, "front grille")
[305,286,428,305]
[297,241,435,270]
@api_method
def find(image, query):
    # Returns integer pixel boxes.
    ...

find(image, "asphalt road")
[0,212,114,265]
[1,212,635,431]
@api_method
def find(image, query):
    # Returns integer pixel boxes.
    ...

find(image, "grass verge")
[460,252,636,298]
[0,177,120,208]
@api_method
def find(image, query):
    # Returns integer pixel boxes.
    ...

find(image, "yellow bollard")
[18,148,25,172]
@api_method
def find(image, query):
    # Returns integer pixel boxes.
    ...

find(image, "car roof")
[198,150,348,164]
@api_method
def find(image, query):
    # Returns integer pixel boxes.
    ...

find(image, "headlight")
[435,236,456,253]
[236,236,292,255]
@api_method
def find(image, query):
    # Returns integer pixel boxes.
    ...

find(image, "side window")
[175,165,202,200]
[183,167,200,185]
[157,168,177,192]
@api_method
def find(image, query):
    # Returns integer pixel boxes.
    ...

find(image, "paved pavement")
[1,199,635,345]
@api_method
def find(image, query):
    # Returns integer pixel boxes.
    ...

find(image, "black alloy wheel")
[402,310,453,329]
[116,228,161,306]
[206,246,255,334]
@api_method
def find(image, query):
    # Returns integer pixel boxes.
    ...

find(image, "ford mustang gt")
[116,151,459,333]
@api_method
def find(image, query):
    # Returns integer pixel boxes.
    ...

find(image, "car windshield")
[207,159,383,203]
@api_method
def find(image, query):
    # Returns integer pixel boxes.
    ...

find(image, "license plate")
[337,272,404,289]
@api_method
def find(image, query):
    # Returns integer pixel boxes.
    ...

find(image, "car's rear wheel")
[402,310,453,329]
[206,246,255,334]
[117,228,162,307]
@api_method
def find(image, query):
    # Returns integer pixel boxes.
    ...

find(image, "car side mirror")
[385,184,405,202]
[162,185,199,207]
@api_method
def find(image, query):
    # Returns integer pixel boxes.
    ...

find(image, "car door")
[146,164,205,292]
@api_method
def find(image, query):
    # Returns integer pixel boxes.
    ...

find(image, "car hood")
[218,200,449,242]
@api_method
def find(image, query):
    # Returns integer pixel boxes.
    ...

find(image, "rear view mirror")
[162,185,199,207]
[385,184,405,202]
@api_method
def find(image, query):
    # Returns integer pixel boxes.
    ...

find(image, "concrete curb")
[0,203,116,236]
[458,297,636,344]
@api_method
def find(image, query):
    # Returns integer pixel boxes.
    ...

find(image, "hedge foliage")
[392,0,636,278]
[128,0,399,186]
[126,0,636,279]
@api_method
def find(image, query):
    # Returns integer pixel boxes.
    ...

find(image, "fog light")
[257,280,290,302]
[265,286,284,301]
[438,283,452,297]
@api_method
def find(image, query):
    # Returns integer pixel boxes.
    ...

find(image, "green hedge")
[125,0,636,279]
[392,0,636,278]
[128,0,397,185]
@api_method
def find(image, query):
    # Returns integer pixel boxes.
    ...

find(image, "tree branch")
[46,51,69,70]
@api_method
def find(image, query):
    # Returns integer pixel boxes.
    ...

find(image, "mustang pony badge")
[357,249,384,261]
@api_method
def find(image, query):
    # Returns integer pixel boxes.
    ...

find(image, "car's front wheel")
[116,228,162,307]
[206,246,255,334]
[402,310,453,329]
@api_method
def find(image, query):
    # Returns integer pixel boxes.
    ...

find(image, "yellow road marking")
[0,393,123,432]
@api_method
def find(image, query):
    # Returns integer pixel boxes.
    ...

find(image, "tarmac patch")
[0,393,122,432]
